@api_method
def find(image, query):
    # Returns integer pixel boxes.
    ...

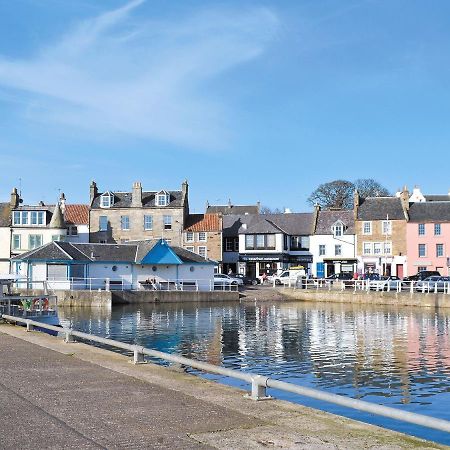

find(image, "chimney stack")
[10,188,19,208]
[131,181,142,207]
[59,192,66,214]
[90,181,98,203]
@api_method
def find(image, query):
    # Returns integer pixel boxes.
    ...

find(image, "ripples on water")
[57,301,450,445]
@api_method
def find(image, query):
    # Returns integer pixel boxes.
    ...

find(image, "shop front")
[322,258,357,277]
[239,254,313,278]
[239,254,285,278]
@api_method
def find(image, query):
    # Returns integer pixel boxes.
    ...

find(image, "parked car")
[232,274,259,286]
[416,276,450,292]
[213,274,242,286]
[404,270,441,282]
[325,273,353,281]
[369,276,402,291]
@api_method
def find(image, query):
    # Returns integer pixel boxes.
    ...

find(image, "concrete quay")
[0,324,445,450]
[279,288,450,308]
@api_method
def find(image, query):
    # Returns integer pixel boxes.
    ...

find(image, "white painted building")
[310,208,357,278]
[10,188,66,259]
[12,239,216,292]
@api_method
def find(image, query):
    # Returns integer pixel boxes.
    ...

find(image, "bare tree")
[260,205,284,214]
[307,180,355,210]
[354,179,390,198]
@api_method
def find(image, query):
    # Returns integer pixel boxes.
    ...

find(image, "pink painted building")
[406,200,450,276]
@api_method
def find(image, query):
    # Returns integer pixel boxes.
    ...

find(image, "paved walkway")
[0,325,445,449]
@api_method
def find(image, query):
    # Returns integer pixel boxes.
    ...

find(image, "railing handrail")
[2,313,450,434]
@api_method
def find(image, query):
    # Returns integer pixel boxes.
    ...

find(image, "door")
[396,264,404,279]
[316,262,325,278]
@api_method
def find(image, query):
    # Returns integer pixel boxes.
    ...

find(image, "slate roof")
[267,213,313,235]
[171,246,213,263]
[357,197,406,221]
[222,214,247,237]
[206,204,259,215]
[424,194,450,202]
[315,210,355,235]
[14,240,213,264]
[72,243,137,262]
[228,213,314,235]
[185,214,221,232]
[0,203,10,227]
[408,202,450,222]
[91,191,183,209]
[65,204,89,225]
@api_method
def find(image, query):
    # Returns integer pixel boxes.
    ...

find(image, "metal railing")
[13,277,239,293]
[276,278,450,295]
[2,313,450,434]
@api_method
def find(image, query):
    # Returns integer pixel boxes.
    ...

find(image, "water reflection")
[57,301,450,443]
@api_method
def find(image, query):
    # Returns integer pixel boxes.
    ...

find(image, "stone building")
[89,180,189,246]
[354,188,409,277]
[183,213,222,269]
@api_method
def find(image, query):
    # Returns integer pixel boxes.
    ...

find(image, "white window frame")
[335,244,342,256]
[99,216,108,231]
[157,194,169,206]
[186,246,195,252]
[198,246,207,258]
[100,193,113,208]
[185,232,194,242]
[319,245,326,256]
[384,241,392,255]
[418,243,426,257]
[373,242,382,255]
[363,242,372,255]
[198,232,207,242]
[362,221,372,235]
[12,234,21,250]
[332,222,343,238]
[163,215,172,230]
[434,223,441,236]
[382,220,392,235]
[436,243,444,257]
[121,215,130,231]
[29,234,42,249]
[144,215,153,231]
[418,223,425,236]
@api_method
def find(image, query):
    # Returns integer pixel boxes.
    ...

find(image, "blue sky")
[1,0,450,212]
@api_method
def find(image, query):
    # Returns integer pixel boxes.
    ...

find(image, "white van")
[272,268,305,285]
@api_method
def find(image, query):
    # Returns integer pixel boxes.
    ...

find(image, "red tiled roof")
[185,213,221,232]
[65,204,89,225]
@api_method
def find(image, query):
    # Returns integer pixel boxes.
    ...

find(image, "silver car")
[416,276,450,292]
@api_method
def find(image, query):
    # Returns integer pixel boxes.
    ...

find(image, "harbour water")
[57,301,450,445]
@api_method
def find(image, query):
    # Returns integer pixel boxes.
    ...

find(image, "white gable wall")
[310,234,356,277]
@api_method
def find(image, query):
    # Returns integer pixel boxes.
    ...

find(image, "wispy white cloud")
[0,1,279,149]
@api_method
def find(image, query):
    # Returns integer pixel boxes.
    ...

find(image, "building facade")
[310,207,356,278]
[9,188,66,260]
[354,190,409,277]
[0,202,11,273]
[237,213,314,278]
[13,239,215,291]
[89,180,189,246]
[183,213,222,269]
[407,198,450,276]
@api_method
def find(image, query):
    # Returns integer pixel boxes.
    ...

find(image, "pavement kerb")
[0,323,446,450]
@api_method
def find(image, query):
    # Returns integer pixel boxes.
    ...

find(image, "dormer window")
[157,191,170,207]
[100,192,114,208]
[332,221,344,238]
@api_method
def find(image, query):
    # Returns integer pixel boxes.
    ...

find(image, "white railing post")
[248,375,271,401]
